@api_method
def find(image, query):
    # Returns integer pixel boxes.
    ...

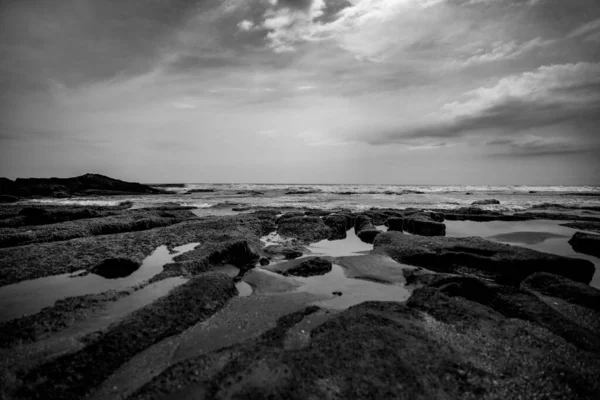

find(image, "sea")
[26,184,600,213]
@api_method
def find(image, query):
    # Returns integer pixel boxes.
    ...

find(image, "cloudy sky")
[1,0,599,184]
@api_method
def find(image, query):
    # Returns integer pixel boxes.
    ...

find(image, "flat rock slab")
[335,255,414,284]
[373,231,595,285]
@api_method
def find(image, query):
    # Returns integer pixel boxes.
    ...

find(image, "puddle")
[304,228,374,257]
[446,220,600,289]
[295,264,411,309]
[0,243,199,322]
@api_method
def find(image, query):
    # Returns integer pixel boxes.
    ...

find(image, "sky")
[0,0,599,185]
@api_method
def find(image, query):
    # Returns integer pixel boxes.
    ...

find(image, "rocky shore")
[1,186,599,399]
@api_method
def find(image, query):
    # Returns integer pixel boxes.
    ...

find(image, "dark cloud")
[363,62,600,146]
[0,0,209,91]
[276,0,316,11]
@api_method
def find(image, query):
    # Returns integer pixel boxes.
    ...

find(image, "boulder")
[323,215,348,240]
[373,231,595,285]
[354,214,381,244]
[283,257,333,277]
[277,216,331,243]
[569,231,600,257]
[521,272,600,312]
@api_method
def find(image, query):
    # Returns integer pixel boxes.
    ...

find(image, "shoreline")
[0,197,599,399]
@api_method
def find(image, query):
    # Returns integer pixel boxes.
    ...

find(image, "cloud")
[487,135,597,157]
[567,17,600,40]
[361,62,600,145]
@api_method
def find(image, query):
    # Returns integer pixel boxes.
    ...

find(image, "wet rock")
[275,212,305,223]
[304,210,332,217]
[561,221,600,233]
[264,245,304,260]
[522,272,600,312]
[0,195,19,203]
[0,290,126,348]
[386,217,404,232]
[442,207,530,222]
[323,215,348,240]
[388,213,446,236]
[91,258,141,279]
[283,257,333,277]
[0,208,195,248]
[373,231,595,285]
[336,254,411,284]
[427,276,600,352]
[569,231,600,257]
[277,216,331,243]
[259,257,270,266]
[19,273,237,400]
[354,214,381,244]
[472,199,500,205]
[131,287,600,400]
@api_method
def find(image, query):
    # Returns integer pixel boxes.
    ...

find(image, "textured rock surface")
[277,216,332,243]
[387,214,446,236]
[283,257,333,277]
[373,231,595,285]
[472,199,500,205]
[569,231,600,257]
[127,284,600,400]
[522,272,600,312]
[354,214,381,244]
[18,273,237,400]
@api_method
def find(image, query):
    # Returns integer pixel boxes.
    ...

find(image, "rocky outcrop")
[128,282,600,400]
[441,207,530,222]
[283,257,332,277]
[521,272,600,312]
[0,173,165,198]
[373,231,595,285]
[472,199,500,205]
[323,215,348,240]
[569,231,600,257]
[354,214,381,243]
[0,208,195,248]
[277,216,331,243]
[387,213,446,236]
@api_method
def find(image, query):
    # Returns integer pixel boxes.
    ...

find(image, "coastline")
[1,181,599,399]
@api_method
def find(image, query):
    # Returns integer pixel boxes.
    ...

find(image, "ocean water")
[27,184,600,212]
